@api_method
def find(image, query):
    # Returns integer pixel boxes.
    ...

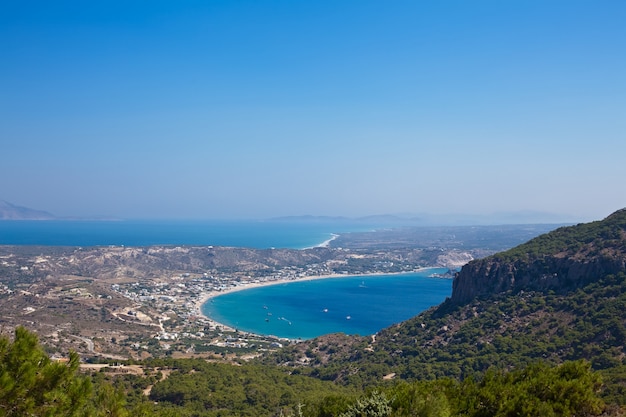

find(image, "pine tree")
[0,326,92,417]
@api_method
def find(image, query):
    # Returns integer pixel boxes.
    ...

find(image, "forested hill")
[265,209,626,402]
[452,208,626,304]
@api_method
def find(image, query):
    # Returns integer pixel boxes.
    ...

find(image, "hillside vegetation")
[263,209,626,404]
[0,327,612,416]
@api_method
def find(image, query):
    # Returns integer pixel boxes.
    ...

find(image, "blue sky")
[1,1,625,221]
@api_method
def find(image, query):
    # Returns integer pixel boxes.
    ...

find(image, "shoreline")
[194,267,443,339]
[305,233,339,249]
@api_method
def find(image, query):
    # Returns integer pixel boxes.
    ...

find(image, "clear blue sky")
[1,1,625,221]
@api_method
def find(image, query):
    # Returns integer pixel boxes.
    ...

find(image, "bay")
[201,269,452,339]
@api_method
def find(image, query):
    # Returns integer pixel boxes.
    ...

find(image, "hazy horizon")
[2,1,625,221]
[0,198,601,225]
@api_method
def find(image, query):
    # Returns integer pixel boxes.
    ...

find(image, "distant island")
[0,200,56,220]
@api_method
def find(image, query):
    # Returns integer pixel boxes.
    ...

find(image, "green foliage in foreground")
[312,360,606,417]
[280,361,607,417]
[0,327,145,417]
[451,360,605,417]
[0,327,617,416]
[146,358,356,416]
[143,360,609,417]
[0,326,91,417]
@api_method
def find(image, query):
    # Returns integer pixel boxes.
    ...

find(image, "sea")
[1,219,453,339]
[0,219,364,248]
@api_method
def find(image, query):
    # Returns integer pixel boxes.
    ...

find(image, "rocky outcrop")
[451,209,626,305]
[451,254,626,304]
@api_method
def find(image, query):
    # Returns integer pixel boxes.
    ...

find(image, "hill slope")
[264,209,626,399]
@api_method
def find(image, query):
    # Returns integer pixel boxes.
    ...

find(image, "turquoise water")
[202,269,452,339]
[0,220,366,249]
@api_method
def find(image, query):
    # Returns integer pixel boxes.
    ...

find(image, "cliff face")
[451,209,626,305]
[451,253,626,304]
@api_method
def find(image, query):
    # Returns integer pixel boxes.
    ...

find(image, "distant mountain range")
[270,211,579,226]
[0,200,56,220]
[268,214,421,224]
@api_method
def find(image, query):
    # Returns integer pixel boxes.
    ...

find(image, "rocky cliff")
[451,208,626,305]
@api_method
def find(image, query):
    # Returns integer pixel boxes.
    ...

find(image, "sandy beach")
[305,233,339,249]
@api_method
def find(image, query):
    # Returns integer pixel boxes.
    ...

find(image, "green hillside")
[0,327,614,416]
[263,209,626,402]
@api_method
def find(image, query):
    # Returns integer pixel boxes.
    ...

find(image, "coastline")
[314,233,339,248]
[194,267,441,339]
[301,232,339,250]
